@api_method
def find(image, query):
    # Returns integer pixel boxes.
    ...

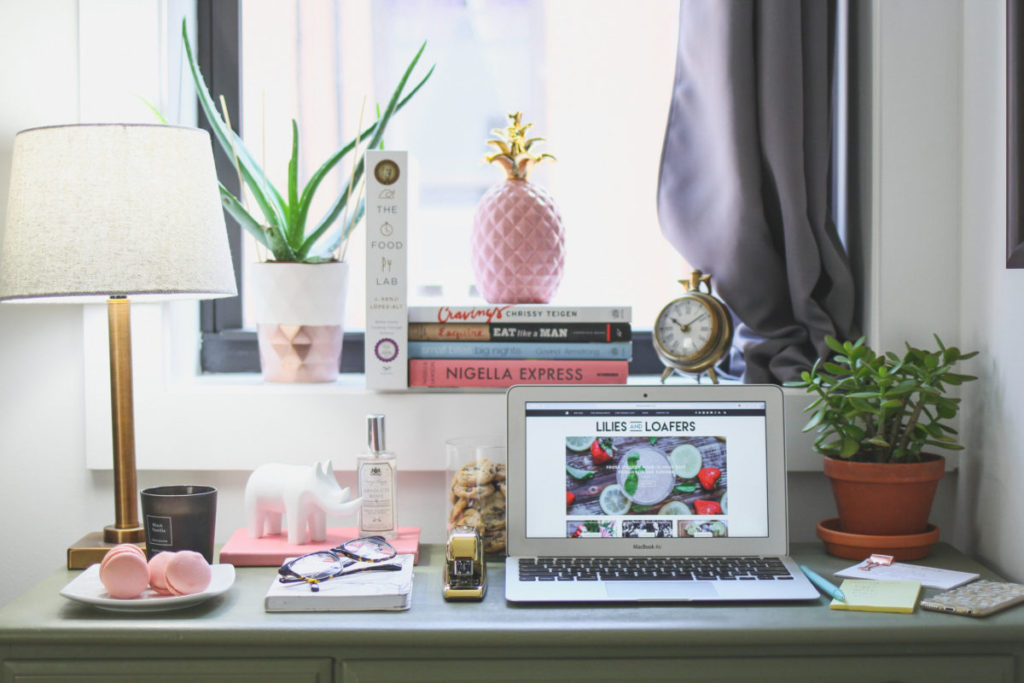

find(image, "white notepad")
[834,559,978,590]
[264,554,414,612]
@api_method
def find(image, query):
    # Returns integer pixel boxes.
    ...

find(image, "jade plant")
[182,20,433,263]
[787,335,977,463]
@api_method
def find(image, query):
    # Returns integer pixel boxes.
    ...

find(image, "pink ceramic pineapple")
[472,112,564,303]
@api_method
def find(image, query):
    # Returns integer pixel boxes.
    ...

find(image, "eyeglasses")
[278,536,400,592]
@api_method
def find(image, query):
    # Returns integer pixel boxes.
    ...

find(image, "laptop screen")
[524,398,769,541]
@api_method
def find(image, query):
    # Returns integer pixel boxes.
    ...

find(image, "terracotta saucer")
[816,518,940,561]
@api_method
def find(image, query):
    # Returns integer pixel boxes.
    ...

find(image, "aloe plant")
[182,20,433,262]
[787,335,977,463]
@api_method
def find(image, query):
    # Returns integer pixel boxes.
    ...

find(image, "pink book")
[218,527,421,567]
[408,359,628,388]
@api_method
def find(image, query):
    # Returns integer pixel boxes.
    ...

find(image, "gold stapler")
[443,525,486,600]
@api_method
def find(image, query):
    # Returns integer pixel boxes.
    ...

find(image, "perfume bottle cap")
[367,414,386,452]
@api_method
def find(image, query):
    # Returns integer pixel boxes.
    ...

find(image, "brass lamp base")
[68,531,146,570]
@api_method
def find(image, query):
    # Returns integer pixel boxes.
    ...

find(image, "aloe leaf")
[136,95,168,123]
[314,199,365,260]
[287,119,300,246]
[340,198,366,243]
[294,53,433,248]
[220,187,268,248]
[221,188,295,261]
[300,65,435,259]
[299,46,434,258]
[181,20,288,239]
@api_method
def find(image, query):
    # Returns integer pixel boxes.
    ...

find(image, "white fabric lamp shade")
[0,123,237,302]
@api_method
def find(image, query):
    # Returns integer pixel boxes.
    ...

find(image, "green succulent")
[787,335,978,463]
[182,20,433,263]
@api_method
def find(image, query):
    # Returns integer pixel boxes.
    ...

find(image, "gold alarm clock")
[653,270,733,384]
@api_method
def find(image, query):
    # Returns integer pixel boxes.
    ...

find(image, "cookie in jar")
[446,436,506,555]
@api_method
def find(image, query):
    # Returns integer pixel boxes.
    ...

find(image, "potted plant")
[788,335,977,559]
[182,21,433,381]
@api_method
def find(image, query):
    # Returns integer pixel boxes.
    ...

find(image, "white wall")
[957,0,1024,579]
[0,0,999,609]
[0,0,95,608]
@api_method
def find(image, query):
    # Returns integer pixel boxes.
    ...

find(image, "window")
[200,0,684,374]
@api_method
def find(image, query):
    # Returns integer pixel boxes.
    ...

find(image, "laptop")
[504,383,819,603]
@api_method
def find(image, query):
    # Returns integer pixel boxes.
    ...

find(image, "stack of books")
[406,304,632,388]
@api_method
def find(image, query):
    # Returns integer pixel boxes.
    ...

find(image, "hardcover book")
[408,359,629,388]
[264,553,414,612]
[407,322,631,342]
[408,340,633,360]
[364,150,409,389]
[409,304,631,324]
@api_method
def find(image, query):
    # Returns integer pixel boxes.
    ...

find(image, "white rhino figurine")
[245,460,361,545]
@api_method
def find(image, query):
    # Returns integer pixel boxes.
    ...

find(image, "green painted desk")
[1,543,1022,682]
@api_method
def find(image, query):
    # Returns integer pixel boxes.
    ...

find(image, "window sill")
[82,302,857,473]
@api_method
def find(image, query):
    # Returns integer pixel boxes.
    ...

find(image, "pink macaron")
[98,544,150,599]
[163,551,212,596]
[147,551,175,595]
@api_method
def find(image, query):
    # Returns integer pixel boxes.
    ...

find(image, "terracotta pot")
[248,262,349,383]
[823,454,945,536]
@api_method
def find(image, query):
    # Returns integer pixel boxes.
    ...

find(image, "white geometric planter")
[248,262,350,383]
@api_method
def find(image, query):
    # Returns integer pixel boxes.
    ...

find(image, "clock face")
[655,297,715,360]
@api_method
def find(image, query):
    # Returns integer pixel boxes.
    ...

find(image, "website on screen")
[524,401,770,539]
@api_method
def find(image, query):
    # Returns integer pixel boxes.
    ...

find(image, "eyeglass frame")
[277,536,400,592]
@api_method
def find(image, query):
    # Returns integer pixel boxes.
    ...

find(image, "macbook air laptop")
[504,383,819,603]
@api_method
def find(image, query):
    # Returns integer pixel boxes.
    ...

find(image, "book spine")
[408,304,631,324]
[407,323,632,342]
[408,341,633,360]
[408,359,629,388]
[364,151,408,389]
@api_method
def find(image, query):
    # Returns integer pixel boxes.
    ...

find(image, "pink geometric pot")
[248,261,349,383]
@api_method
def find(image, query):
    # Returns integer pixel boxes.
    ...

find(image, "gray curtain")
[657,0,858,384]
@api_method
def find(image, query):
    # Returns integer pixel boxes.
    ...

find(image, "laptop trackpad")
[605,581,718,600]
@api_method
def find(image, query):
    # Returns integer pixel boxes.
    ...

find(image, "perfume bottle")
[357,414,397,539]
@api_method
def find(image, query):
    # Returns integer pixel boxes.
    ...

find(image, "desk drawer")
[343,655,1013,682]
[2,658,332,683]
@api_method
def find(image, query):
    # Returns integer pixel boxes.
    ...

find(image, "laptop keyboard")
[517,556,795,582]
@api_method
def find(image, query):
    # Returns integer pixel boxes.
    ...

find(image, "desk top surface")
[2,543,1023,650]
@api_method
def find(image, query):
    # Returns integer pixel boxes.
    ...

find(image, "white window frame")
[80,0,967,475]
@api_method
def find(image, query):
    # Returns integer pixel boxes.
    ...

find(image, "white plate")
[59,563,235,612]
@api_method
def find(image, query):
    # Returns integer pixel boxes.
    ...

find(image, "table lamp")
[0,124,237,568]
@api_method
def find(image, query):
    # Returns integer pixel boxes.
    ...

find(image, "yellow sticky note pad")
[830,579,921,613]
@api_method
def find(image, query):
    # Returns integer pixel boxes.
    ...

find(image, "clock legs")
[659,366,721,384]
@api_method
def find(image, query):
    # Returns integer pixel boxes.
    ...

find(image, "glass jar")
[446,436,506,555]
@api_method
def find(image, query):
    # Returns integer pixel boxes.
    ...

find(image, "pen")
[799,564,846,601]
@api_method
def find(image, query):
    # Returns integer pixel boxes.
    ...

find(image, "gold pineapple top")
[485,112,555,181]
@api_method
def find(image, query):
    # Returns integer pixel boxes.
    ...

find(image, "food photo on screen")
[564,436,728,520]
[566,519,618,538]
